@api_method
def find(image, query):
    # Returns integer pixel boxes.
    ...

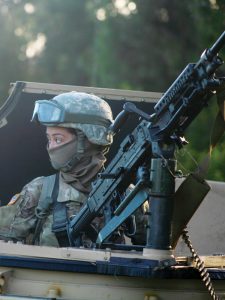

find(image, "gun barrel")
[207,31,225,58]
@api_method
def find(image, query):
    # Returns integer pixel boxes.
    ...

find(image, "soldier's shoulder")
[24,174,58,196]
[29,176,45,184]
[24,176,45,190]
[7,176,45,206]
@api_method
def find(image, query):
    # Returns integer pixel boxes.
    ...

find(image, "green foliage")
[176,98,225,180]
[0,0,224,180]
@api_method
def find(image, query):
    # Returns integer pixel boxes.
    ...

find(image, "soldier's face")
[46,126,75,150]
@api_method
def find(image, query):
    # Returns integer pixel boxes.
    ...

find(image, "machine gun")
[68,32,225,256]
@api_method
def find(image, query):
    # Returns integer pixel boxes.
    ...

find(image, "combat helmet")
[31,91,114,146]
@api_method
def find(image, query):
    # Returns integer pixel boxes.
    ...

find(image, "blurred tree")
[89,0,202,91]
[0,0,29,102]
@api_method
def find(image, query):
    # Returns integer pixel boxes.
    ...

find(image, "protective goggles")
[31,100,67,124]
[31,99,112,127]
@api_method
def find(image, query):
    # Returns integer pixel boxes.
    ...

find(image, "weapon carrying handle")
[109,103,132,134]
[109,102,152,134]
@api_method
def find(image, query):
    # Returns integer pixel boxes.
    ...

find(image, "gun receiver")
[68,32,225,252]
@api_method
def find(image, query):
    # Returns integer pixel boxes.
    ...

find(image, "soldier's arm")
[131,202,149,245]
[122,184,149,245]
[0,177,44,243]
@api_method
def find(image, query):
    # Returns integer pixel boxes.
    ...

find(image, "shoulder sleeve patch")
[7,193,20,206]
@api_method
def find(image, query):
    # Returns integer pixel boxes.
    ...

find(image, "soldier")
[0,91,148,247]
[0,91,114,247]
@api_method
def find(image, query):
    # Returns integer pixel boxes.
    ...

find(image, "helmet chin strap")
[59,156,80,173]
[76,130,86,155]
[58,131,86,172]
[61,131,87,173]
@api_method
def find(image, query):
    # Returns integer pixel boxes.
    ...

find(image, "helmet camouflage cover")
[34,92,114,146]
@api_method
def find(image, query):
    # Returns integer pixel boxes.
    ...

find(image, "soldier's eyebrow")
[46,133,65,137]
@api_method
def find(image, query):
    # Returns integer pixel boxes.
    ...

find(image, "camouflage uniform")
[0,176,89,246]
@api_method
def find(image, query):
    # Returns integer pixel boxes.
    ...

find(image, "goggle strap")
[47,113,112,127]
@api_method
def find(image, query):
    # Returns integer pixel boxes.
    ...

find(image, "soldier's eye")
[55,137,63,144]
